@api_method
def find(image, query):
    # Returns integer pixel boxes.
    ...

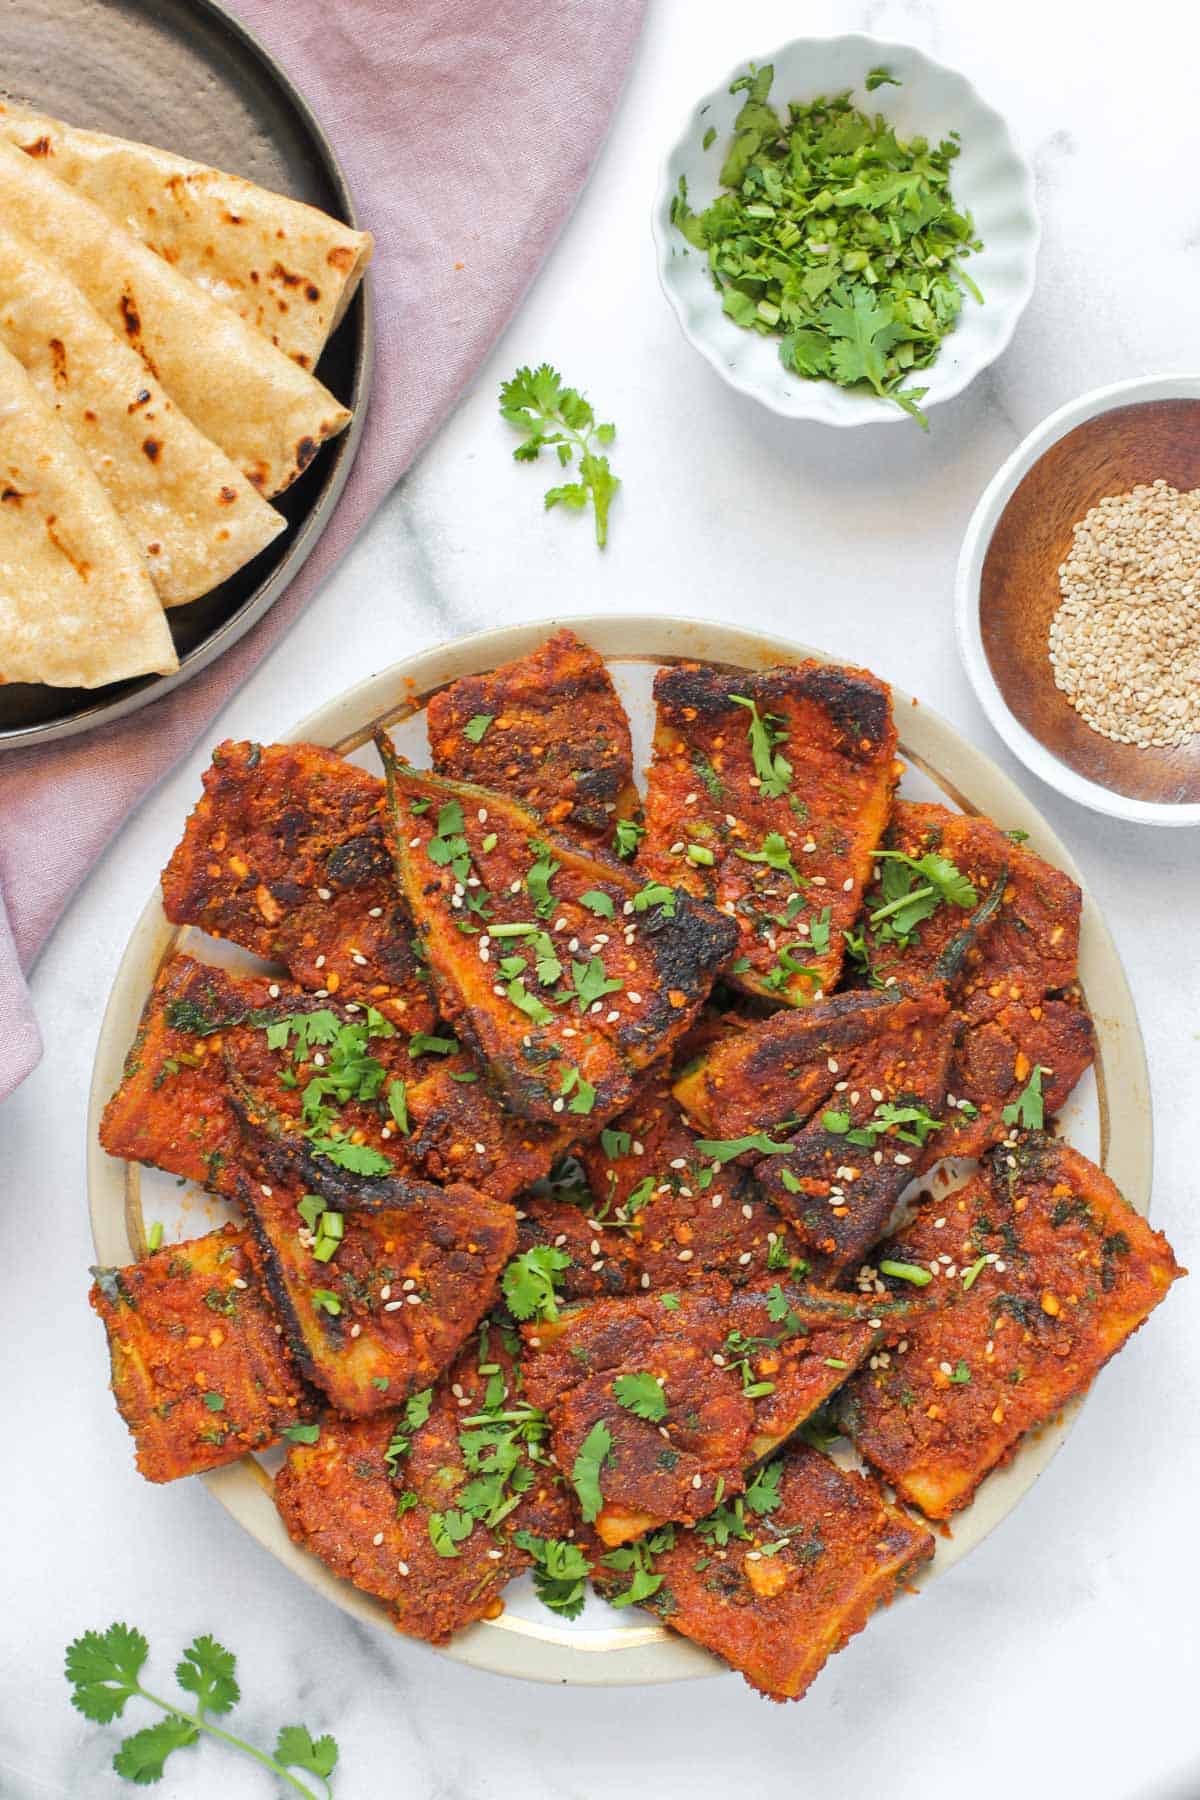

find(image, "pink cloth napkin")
[0,0,644,1099]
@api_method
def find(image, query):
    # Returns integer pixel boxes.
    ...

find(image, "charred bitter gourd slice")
[640,661,897,1006]
[426,628,638,842]
[89,1224,314,1482]
[161,739,433,1031]
[521,1280,922,1546]
[589,1443,934,1702]
[377,736,737,1125]
[839,1134,1184,1518]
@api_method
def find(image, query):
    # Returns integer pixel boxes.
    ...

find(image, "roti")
[0,342,177,689]
[0,104,372,372]
[0,218,285,607]
[0,137,352,497]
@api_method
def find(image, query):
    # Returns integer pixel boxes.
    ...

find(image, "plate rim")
[0,0,374,750]
[86,612,1153,1687]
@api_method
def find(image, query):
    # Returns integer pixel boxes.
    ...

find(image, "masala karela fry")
[521,1282,922,1546]
[668,987,955,1276]
[932,997,1095,1164]
[590,1443,934,1701]
[99,954,568,1209]
[839,1134,1185,1519]
[89,1224,314,1482]
[274,1328,573,1643]
[578,1065,810,1288]
[857,802,1082,1020]
[225,1115,516,1416]
[161,739,433,1032]
[426,628,638,841]
[377,737,738,1124]
[640,661,897,1005]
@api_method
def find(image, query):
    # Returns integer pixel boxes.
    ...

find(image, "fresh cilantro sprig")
[613,1371,668,1422]
[572,1419,613,1522]
[513,1533,592,1618]
[502,1245,572,1322]
[499,364,620,548]
[868,848,976,943]
[671,65,982,426]
[65,1625,337,1795]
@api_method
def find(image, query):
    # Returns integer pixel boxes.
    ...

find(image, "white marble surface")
[4,0,1200,1794]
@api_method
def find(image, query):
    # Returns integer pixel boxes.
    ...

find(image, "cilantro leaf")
[614,817,644,858]
[729,695,792,797]
[1003,1064,1045,1129]
[694,1131,793,1163]
[571,957,623,1013]
[275,1724,340,1781]
[580,889,615,919]
[429,1509,475,1557]
[632,881,676,918]
[408,1031,458,1058]
[500,364,621,548]
[463,714,493,744]
[513,1533,592,1619]
[66,1624,149,1723]
[387,1079,409,1135]
[502,1245,571,1322]
[174,1636,238,1717]
[572,1419,613,1522]
[113,1714,198,1781]
[744,1458,783,1515]
[612,1371,668,1422]
[865,65,901,90]
[282,1422,320,1445]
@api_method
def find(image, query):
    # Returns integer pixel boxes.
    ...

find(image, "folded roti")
[0,104,372,371]
[0,342,177,689]
[0,219,285,607]
[0,137,351,497]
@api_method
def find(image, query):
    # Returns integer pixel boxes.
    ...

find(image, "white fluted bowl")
[652,35,1039,427]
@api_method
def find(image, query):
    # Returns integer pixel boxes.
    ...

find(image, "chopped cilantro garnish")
[387,1079,410,1135]
[1003,1064,1045,1129]
[612,1372,668,1422]
[502,1245,571,1322]
[729,695,792,797]
[572,1420,613,1523]
[571,957,623,1013]
[525,841,561,917]
[632,881,676,918]
[879,1259,932,1287]
[600,1127,632,1160]
[949,1359,972,1384]
[734,831,800,886]
[512,1532,592,1619]
[580,889,615,919]
[311,1289,341,1316]
[694,1131,792,1163]
[614,817,645,858]
[429,1509,474,1558]
[408,1031,458,1058]
[463,713,493,744]
[281,1422,320,1444]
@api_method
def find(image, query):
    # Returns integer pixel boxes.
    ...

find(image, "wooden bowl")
[957,375,1200,825]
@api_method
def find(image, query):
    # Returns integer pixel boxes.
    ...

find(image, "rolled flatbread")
[0,137,351,497]
[0,218,285,607]
[0,104,372,371]
[0,342,177,689]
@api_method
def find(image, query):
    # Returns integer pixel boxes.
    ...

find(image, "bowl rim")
[650,30,1040,428]
[955,370,1200,827]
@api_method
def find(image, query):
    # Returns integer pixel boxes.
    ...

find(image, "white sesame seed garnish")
[406,1294,421,1305]
[384,1300,403,1312]
[350,1324,362,1338]
[627,991,642,1005]
[827,1058,839,1074]
[678,1249,694,1262]
[373,1531,385,1545]
[268,983,280,998]
[317,887,332,900]
[369,907,383,919]
[380,1284,392,1300]
[314,954,326,968]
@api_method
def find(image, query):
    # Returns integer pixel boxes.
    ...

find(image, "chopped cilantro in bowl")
[654,38,1038,428]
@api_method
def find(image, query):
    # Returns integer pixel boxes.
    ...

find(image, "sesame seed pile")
[1047,479,1200,749]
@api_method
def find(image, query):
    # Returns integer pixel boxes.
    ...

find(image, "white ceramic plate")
[652,35,1039,427]
[956,371,1200,827]
[87,616,1150,1687]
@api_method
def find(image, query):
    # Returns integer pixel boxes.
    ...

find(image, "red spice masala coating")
[275,1329,573,1643]
[89,1224,314,1482]
[161,739,433,1031]
[377,739,736,1125]
[521,1280,922,1545]
[591,1443,934,1701]
[839,1133,1184,1518]
[99,953,568,1208]
[426,628,638,842]
[640,661,897,1004]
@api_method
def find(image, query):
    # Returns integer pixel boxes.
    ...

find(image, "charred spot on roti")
[218,486,238,505]
[119,292,141,338]
[305,283,320,302]
[295,436,319,470]
[21,135,52,157]
[48,338,68,386]
[328,245,355,271]
[246,460,270,491]
[142,437,162,462]
[127,389,152,413]
[44,512,92,581]
[272,261,303,288]
[1,484,26,504]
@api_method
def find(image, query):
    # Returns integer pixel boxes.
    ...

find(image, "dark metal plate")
[0,0,372,747]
